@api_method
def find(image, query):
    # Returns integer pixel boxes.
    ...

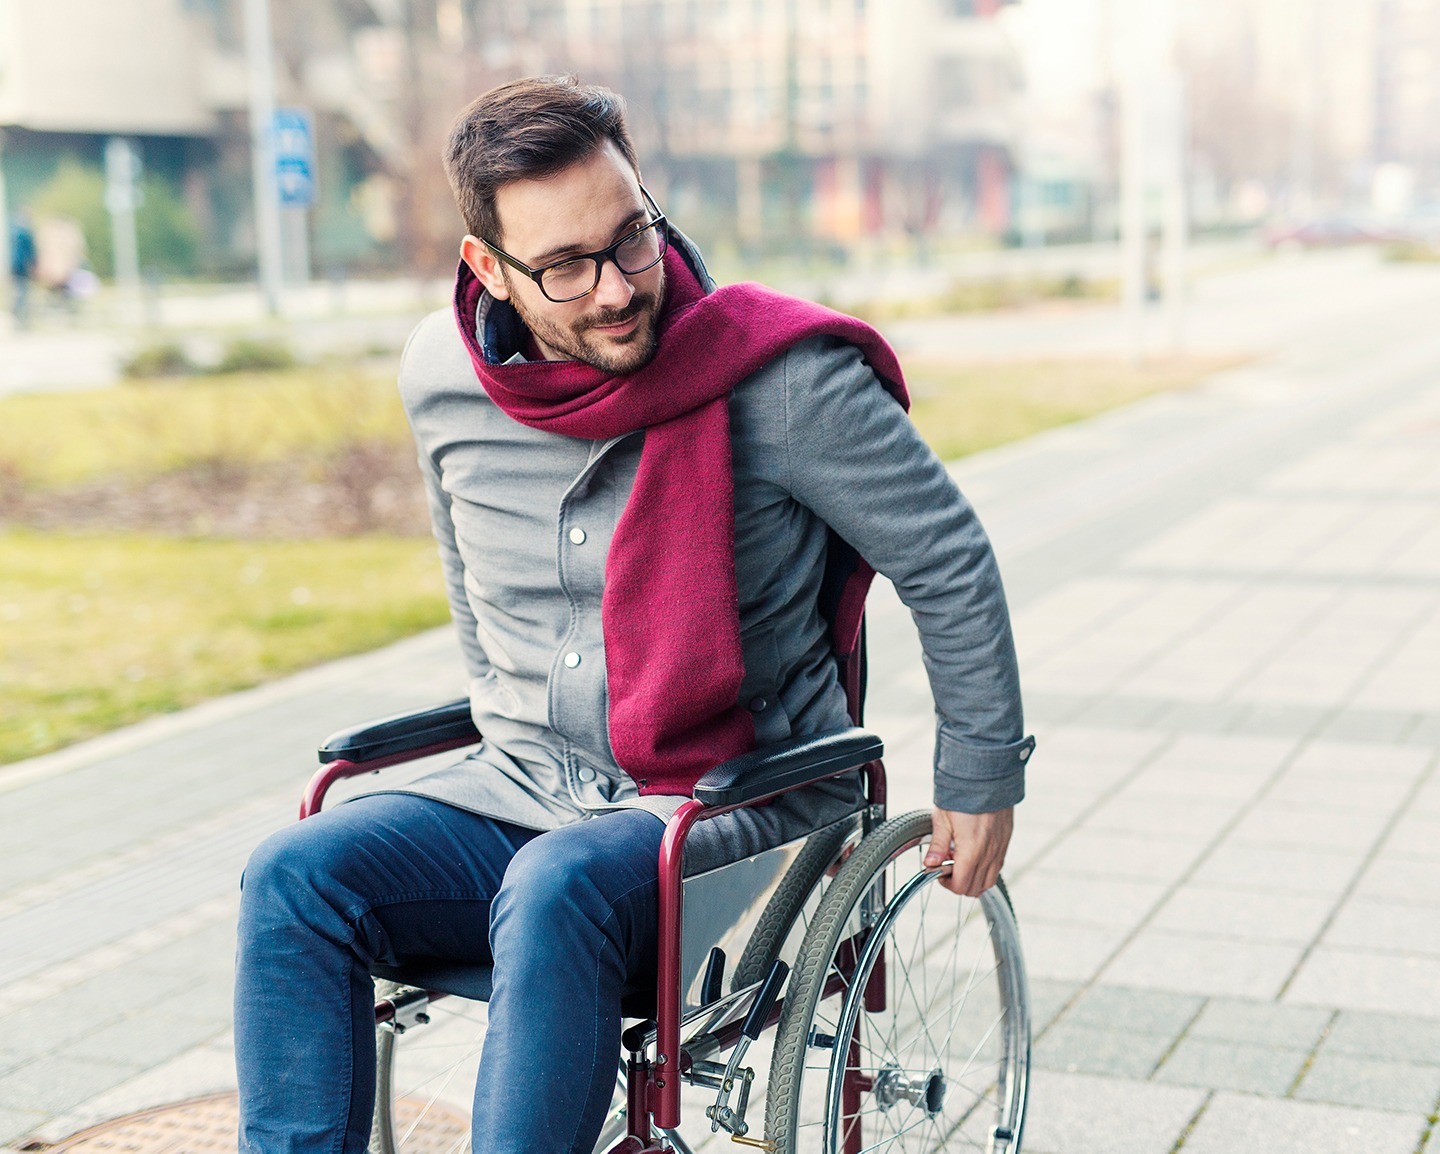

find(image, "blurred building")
[481,0,1023,253]
[2,0,1025,280]
[0,0,404,277]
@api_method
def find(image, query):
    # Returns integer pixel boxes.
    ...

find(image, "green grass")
[0,531,448,764]
[0,364,407,488]
[907,356,1237,461]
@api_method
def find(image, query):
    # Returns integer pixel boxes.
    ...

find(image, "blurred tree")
[30,158,200,279]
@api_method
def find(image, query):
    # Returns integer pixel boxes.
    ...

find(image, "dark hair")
[444,75,640,244]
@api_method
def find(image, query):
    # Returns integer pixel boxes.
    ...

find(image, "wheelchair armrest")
[692,727,883,807]
[318,697,479,765]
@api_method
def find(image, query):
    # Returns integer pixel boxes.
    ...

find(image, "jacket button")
[564,652,582,668]
[569,527,587,545]
[749,696,768,712]
[577,766,597,783]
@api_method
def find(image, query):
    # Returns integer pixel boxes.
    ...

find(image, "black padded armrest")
[318,697,479,765]
[692,727,883,807]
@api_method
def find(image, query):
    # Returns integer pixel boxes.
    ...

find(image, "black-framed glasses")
[484,186,668,303]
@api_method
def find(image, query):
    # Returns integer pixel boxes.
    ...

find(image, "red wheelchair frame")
[301,634,1030,1154]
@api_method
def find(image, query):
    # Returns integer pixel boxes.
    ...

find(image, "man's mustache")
[583,293,657,331]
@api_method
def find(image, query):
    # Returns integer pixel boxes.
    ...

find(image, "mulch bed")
[0,441,431,539]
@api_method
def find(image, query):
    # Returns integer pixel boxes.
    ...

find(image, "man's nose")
[591,258,636,310]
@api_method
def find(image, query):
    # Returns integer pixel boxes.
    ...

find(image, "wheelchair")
[305,624,1031,1154]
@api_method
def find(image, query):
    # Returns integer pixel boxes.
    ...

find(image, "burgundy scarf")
[454,247,909,795]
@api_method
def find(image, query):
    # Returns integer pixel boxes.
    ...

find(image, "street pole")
[1155,0,1186,355]
[1118,2,1147,364]
[244,0,284,316]
[1161,74,1187,355]
[104,137,144,326]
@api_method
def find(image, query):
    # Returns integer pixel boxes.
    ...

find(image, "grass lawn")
[0,531,449,764]
[0,364,407,487]
[907,356,1238,460]
[0,352,1235,765]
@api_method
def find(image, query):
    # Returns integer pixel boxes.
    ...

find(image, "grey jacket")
[382,235,1031,863]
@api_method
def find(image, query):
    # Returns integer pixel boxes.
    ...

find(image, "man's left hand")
[924,807,1014,897]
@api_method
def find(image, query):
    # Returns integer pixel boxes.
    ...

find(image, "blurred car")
[1262,215,1396,250]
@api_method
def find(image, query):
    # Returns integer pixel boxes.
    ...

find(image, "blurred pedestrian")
[9,209,37,327]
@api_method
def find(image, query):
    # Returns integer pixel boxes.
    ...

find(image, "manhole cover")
[34,1092,469,1152]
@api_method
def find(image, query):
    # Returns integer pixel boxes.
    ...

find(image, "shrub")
[214,338,297,374]
[122,342,196,379]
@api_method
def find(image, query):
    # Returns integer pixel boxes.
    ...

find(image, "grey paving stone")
[1082,795,1239,842]
[1181,1092,1427,1154]
[1318,709,1421,744]
[1144,700,1250,735]
[1226,802,1392,853]
[1321,1009,1440,1064]
[1284,947,1440,1017]
[60,1009,229,1069]
[1060,984,1205,1037]
[1076,695,1178,730]
[1381,815,1440,861]
[1034,1021,1175,1079]
[1102,929,1303,999]
[1019,1069,1204,1154]
[1405,712,1440,747]
[1190,843,1364,896]
[1034,829,1207,884]
[0,1052,140,1115]
[1019,921,1130,982]
[1233,703,1328,739]
[1148,884,1333,946]
[1006,871,1169,932]
[1123,764,1268,805]
[166,977,236,1024]
[1353,856,1440,907]
[1153,1035,1309,1095]
[1150,733,1298,773]
[1295,1051,1440,1112]
[1323,897,1440,956]
[1188,997,1333,1049]
[1027,977,1083,1033]
[0,999,130,1058]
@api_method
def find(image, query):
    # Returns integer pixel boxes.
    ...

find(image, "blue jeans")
[234,794,664,1154]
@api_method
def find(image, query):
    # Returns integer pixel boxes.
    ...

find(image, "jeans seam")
[341,888,496,926]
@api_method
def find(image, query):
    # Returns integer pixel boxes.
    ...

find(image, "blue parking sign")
[273,109,315,207]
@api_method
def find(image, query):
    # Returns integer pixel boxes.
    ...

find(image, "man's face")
[463,141,666,374]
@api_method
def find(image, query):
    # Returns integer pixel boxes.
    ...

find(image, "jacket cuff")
[933,730,1034,813]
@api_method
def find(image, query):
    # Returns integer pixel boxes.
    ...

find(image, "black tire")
[764,810,1030,1153]
[730,817,859,991]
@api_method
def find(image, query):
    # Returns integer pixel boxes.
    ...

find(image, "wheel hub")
[871,1063,946,1117]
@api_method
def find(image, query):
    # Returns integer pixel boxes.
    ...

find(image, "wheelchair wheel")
[370,981,485,1153]
[765,810,1030,1154]
[369,983,630,1154]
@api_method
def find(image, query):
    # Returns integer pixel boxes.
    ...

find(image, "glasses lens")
[613,220,666,274]
[540,258,598,302]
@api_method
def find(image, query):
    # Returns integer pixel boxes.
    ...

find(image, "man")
[235,75,1032,1154]
[9,210,36,328]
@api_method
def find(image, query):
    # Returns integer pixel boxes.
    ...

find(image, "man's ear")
[461,235,509,300]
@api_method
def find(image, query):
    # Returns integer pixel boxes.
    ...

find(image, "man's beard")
[505,271,665,374]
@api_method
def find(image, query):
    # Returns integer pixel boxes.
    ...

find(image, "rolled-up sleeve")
[781,336,1032,813]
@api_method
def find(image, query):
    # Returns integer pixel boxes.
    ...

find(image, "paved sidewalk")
[2,248,1438,1151]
